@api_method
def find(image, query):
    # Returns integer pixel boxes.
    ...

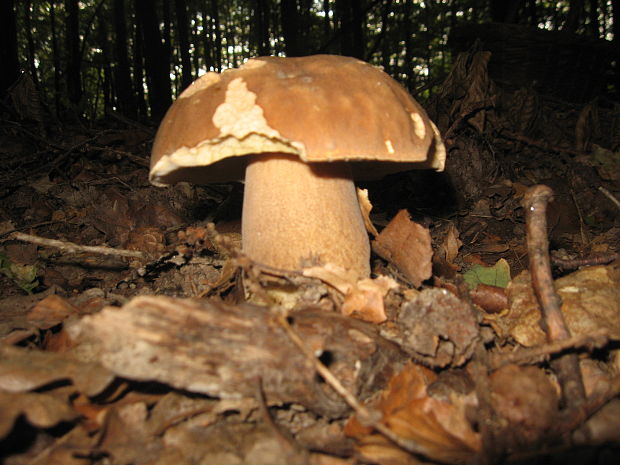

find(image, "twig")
[276,312,436,459]
[0,220,63,239]
[11,232,146,259]
[443,98,495,141]
[598,186,620,211]
[569,187,588,245]
[501,130,586,157]
[489,329,609,370]
[522,185,586,408]
[552,252,620,271]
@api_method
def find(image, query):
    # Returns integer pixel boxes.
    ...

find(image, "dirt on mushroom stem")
[242,153,370,279]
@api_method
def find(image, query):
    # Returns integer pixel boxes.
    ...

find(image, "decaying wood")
[68,296,407,417]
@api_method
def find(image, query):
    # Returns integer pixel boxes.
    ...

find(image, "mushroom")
[150,55,445,279]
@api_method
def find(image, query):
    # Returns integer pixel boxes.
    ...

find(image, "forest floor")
[1,57,620,465]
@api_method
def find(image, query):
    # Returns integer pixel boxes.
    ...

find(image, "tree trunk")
[134,0,172,121]
[65,0,83,110]
[202,1,214,70]
[253,0,270,56]
[488,0,525,23]
[0,0,19,97]
[175,0,193,90]
[379,0,391,72]
[50,0,62,117]
[335,0,364,59]
[587,0,599,35]
[281,0,305,56]
[612,0,619,98]
[24,0,39,87]
[97,12,112,117]
[565,0,584,32]
[212,0,222,71]
[323,0,331,38]
[403,0,415,91]
[112,0,137,118]
[133,17,148,118]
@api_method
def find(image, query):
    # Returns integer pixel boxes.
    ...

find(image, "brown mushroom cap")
[150,54,445,186]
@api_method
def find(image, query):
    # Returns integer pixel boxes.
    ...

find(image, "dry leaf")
[372,210,432,287]
[304,264,398,323]
[0,345,113,396]
[0,391,78,438]
[489,364,559,445]
[357,188,379,237]
[345,362,480,465]
[434,223,463,277]
[27,294,80,329]
[495,265,620,346]
[341,277,398,324]
[380,289,479,367]
[303,263,359,295]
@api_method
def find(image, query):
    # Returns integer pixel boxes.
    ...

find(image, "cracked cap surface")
[150,54,446,186]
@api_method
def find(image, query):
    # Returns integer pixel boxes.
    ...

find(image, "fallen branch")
[522,185,586,409]
[11,232,146,259]
[551,252,620,271]
[598,186,620,211]
[489,329,609,369]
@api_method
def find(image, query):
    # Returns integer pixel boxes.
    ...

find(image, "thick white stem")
[242,154,370,278]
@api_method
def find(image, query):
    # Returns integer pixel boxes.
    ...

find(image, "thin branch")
[11,232,146,259]
[522,185,586,409]
[598,186,620,211]
[489,329,610,370]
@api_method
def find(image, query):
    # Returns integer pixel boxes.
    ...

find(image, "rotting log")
[68,296,407,417]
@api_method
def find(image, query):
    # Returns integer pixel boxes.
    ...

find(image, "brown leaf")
[357,188,379,237]
[303,265,398,323]
[433,223,463,278]
[100,401,166,465]
[341,277,398,324]
[0,345,114,396]
[372,210,432,287]
[574,398,620,445]
[496,265,620,347]
[345,362,480,464]
[0,391,78,438]
[489,364,559,445]
[381,288,479,367]
[27,294,80,329]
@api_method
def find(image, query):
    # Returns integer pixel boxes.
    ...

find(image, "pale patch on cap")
[213,78,281,140]
[410,112,427,139]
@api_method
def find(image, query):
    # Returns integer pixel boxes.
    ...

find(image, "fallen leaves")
[489,364,559,445]
[381,288,479,367]
[372,210,433,287]
[303,264,398,323]
[0,345,114,396]
[495,264,620,347]
[345,362,481,465]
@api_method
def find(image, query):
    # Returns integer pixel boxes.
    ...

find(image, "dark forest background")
[0,0,617,124]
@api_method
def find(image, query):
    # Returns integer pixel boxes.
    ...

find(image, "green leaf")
[0,252,39,294]
[462,258,511,289]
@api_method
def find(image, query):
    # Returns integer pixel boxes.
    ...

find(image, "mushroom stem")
[242,153,370,278]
